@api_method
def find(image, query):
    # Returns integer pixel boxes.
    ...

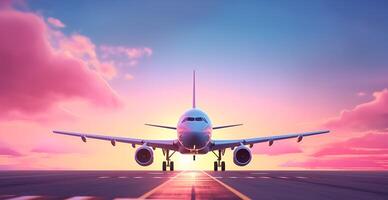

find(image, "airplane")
[53,71,329,171]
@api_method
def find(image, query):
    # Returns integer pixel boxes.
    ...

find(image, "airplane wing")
[211,130,329,150]
[53,130,178,150]
[213,124,243,130]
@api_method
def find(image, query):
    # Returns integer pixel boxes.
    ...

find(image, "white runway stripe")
[97,176,109,179]
[148,172,163,175]
[6,196,42,200]
[133,176,143,179]
[296,176,308,179]
[251,172,269,175]
[259,176,271,179]
[245,176,255,179]
[118,176,128,179]
[279,176,289,179]
[152,176,163,179]
[65,196,97,200]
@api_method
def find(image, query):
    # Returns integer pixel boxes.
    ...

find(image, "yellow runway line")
[137,171,184,199]
[202,171,251,200]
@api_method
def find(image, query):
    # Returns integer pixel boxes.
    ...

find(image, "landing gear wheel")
[221,161,225,171]
[170,161,174,171]
[214,161,218,171]
[162,161,167,171]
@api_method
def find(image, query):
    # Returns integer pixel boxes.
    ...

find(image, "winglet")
[193,70,196,108]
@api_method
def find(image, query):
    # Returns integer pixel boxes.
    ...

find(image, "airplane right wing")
[211,130,329,150]
[53,130,178,150]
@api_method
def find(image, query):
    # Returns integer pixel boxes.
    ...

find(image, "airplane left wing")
[211,130,329,150]
[53,130,178,150]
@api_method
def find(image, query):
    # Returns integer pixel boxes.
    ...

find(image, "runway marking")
[97,176,109,179]
[0,195,16,199]
[118,176,128,179]
[65,196,97,200]
[203,171,251,200]
[229,176,238,179]
[245,176,255,179]
[258,176,271,179]
[279,176,289,179]
[133,176,143,179]
[251,172,268,175]
[152,176,163,179]
[148,172,163,175]
[296,176,308,179]
[6,196,43,200]
[138,171,184,199]
[213,176,223,179]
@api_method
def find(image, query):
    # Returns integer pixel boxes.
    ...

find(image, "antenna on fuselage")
[192,70,196,108]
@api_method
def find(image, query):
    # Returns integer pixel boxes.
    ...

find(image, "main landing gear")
[212,149,226,171]
[162,149,176,171]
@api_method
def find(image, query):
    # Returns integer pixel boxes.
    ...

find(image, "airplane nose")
[182,132,208,150]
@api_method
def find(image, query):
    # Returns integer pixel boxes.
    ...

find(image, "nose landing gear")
[212,149,226,171]
[162,149,176,171]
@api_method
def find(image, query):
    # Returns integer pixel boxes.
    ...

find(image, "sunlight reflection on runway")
[139,171,247,199]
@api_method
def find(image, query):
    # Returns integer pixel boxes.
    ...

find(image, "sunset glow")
[1,0,388,170]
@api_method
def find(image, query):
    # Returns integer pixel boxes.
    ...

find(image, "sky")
[0,0,388,170]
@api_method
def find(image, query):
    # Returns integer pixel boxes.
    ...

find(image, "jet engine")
[233,145,252,166]
[135,146,154,166]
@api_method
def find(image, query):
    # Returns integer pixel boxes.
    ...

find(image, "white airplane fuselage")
[177,108,212,154]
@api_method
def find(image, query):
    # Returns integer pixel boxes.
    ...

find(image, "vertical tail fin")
[192,70,196,108]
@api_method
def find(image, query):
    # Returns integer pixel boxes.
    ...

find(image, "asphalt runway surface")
[0,170,387,200]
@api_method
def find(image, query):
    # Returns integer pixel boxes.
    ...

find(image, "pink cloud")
[313,132,388,157]
[47,17,65,28]
[99,62,117,79]
[282,89,388,170]
[124,73,134,80]
[99,45,152,67]
[100,46,152,59]
[357,91,366,97]
[0,10,122,120]
[31,138,85,154]
[55,34,120,80]
[0,142,23,156]
[282,156,388,170]
[252,141,302,155]
[324,89,388,132]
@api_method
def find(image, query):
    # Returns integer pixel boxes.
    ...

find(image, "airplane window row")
[182,117,208,123]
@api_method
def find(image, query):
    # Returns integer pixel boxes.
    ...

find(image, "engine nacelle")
[135,146,154,166]
[233,145,252,166]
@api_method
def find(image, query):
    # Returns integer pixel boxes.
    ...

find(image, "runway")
[0,170,387,200]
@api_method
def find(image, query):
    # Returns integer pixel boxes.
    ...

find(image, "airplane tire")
[162,161,167,171]
[214,161,218,171]
[221,161,225,171]
[170,161,174,171]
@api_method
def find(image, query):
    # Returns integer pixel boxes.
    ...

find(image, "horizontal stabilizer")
[145,124,177,130]
[213,124,243,130]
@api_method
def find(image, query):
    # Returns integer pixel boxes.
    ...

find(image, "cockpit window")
[182,117,208,123]
[202,118,208,123]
